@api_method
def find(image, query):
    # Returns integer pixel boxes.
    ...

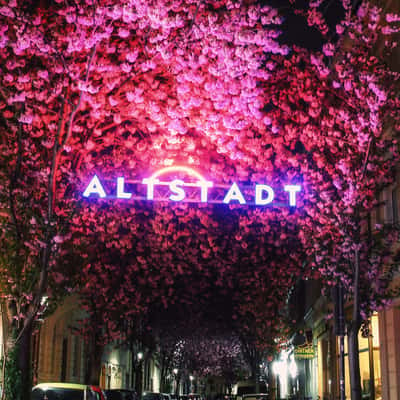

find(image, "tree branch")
[62,44,97,148]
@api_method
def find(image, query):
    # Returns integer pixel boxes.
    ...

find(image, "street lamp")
[189,375,194,393]
[173,369,179,394]
[272,350,290,400]
[135,352,144,396]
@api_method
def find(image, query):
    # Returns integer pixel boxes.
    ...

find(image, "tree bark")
[347,324,362,400]
[160,361,166,393]
[268,364,277,400]
[254,370,260,394]
[250,356,260,394]
[175,375,181,395]
[17,324,33,400]
[1,315,35,400]
[348,247,362,400]
[135,362,143,396]
[85,337,103,386]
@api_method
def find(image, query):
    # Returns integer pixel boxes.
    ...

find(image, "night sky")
[267,0,347,50]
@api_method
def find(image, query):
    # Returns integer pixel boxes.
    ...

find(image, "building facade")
[286,278,400,400]
[31,295,162,393]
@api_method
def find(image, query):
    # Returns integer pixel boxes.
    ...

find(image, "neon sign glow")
[82,166,301,207]
[142,166,213,202]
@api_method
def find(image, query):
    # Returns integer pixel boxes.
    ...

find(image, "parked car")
[142,392,165,400]
[188,394,203,400]
[105,389,138,400]
[92,386,107,400]
[241,394,269,400]
[31,382,106,400]
[222,395,236,400]
[234,380,267,400]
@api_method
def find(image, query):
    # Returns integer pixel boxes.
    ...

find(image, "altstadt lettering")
[82,167,301,207]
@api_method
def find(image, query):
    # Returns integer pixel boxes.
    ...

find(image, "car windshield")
[31,388,85,400]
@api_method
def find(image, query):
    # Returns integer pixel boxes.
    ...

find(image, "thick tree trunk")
[175,375,181,395]
[2,320,34,400]
[130,353,136,389]
[268,365,277,400]
[160,364,166,393]
[254,371,260,394]
[18,325,33,400]
[135,363,143,396]
[250,358,260,393]
[85,338,103,385]
[347,324,362,400]
[88,353,102,385]
[348,247,362,400]
[240,339,261,395]
[159,355,168,393]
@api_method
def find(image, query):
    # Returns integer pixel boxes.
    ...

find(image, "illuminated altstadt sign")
[82,166,301,207]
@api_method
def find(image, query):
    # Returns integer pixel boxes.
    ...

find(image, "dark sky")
[266,0,347,50]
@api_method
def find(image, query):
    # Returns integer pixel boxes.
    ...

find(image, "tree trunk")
[88,352,102,385]
[160,364,166,393]
[17,325,33,400]
[254,371,260,394]
[348,247,362,400]
[85,338,103,386]
[268,365,277,400]
[251,357,260,393]
[175,375,181,395]
[131,353,136,389]
[2,321,34,400]
[160,355,167,393]
[135,363,143,396]
[347,324,362,400]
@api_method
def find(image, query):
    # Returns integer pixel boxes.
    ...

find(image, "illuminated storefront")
[338,313,381,399]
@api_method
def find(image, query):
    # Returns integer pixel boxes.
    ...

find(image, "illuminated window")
[337,314,381,399]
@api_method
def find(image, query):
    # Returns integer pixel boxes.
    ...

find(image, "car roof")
[33,383,88,390]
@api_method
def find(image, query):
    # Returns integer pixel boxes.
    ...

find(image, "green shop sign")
[294,344,315,359]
